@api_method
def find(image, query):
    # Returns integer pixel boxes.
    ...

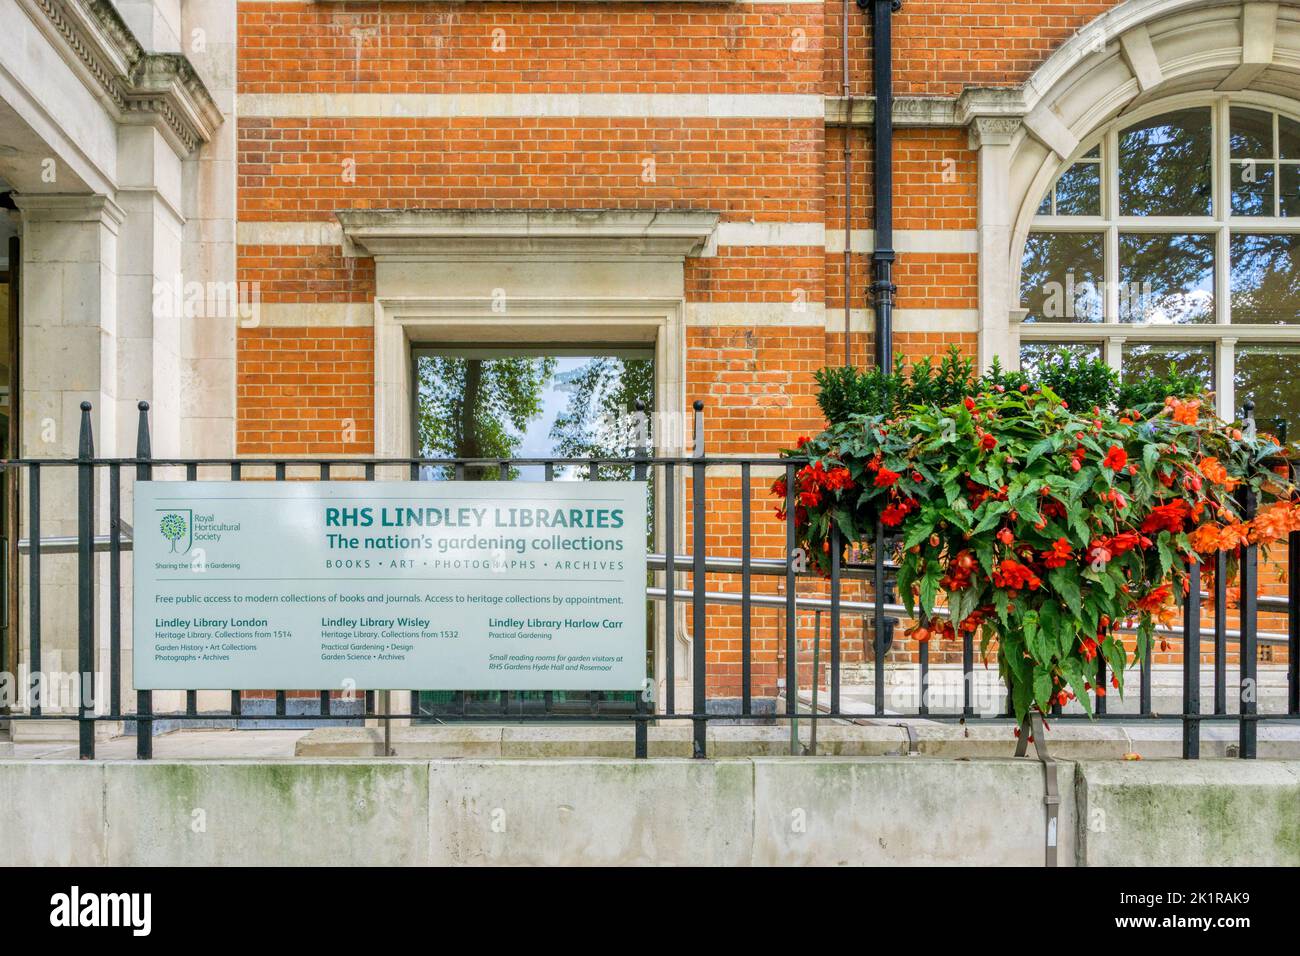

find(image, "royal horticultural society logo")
[158,510,192,554]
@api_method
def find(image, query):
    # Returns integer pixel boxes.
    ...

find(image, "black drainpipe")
[858,0,901,692]
[859,0,899,371]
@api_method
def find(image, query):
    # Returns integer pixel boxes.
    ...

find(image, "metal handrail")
[645,585,1290,645]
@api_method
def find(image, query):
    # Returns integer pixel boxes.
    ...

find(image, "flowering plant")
[776,380,1300,722]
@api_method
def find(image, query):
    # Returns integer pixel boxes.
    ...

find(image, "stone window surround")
[335,208,719,460]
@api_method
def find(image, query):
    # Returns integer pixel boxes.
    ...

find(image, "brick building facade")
[2,0,1297,725]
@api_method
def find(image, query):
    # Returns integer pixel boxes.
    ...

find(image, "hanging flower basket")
[775,371,1300,723]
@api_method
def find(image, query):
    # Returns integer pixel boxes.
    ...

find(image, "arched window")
[1018,95,1300,442]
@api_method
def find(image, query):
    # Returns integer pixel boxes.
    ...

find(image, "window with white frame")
[1018,94,1300,443]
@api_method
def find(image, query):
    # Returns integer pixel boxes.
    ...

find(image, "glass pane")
[1037,193,1051,216]
[1230,107,1274,159]
[1083,144,1101,160]
[1118,109,1213,216]
[410,348,654,720]
[1019,232,1104,323]
[1235,345,1300,444]
[1020,342,1102,373]
[414,350,654,480]
[1230,161,1275,216]
[1230,233,1300,325]
[1281,115,1300,160]
[1119,233,1215,324]
[1121,342,1215,391]
[1054,161,1101,216]
[1283,164,1300,217]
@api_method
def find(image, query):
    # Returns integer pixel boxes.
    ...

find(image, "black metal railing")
[1,398,1298,760]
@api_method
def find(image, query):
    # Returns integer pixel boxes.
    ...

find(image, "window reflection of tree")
[1019,342,1101,374]
[1119,109,1213,217]
[1236,346,1300,445]
[551,357,653,467]
[1019,233,1104,322]
[1053,161,1101,216]
[1230,235,1300,325]
[1119,233,1215,324]
[1121,343,1215,393]
[416,355,557,479]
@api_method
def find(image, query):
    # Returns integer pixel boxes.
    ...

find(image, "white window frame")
[1016,91,1300,422]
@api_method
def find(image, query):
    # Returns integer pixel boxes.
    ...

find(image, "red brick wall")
[239,3,824,95]
[237,117,823,221]
[237,327,374,455]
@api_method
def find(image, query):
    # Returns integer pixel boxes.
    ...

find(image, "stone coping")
[293,721,1300,760]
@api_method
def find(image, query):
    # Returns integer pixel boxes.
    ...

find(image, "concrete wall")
[2,757,1297,866]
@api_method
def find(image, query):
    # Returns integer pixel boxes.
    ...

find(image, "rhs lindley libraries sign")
[133,481,647,691]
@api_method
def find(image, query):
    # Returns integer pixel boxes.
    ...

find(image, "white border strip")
[828,307,980,334]
[825,229,980,254]
[247,300,981,334]
[247,303,376,327]
[238,221,344,246]
[239,221,977,254]
[236,92,824,120]
[686,302,825,327]
[713,221,825,247]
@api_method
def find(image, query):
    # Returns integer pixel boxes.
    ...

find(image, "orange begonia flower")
[1197,457,1241,491]
[1166,397,1201,425]
[1188,520,1253,553]
[1249,502,1300,543]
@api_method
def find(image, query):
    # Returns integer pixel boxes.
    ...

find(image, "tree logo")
[158,510,192,554]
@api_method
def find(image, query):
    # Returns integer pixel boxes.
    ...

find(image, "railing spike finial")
[692,400,705,459]
[136,401,152,461]
[1242,398,1257,440]
[77,401,94,459]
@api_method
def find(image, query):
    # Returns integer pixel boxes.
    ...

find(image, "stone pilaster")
[968,117,1023,372]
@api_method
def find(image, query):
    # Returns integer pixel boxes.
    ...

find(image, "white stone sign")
[133,481,647,691]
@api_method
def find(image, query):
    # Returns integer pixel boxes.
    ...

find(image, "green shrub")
[1031,348,1119,411]
[1117,362,1205,411]
[979,355,1030,395]
[813,360,905,424]
[812,346,1206,426]
[906,348,977,409]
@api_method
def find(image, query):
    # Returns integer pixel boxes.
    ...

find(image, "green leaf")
[918,564,942,617]
[1033,668,1054,713]
[1024,436,1056,468]
[1049,566,1082,618]
[1039,601,1065,658]
[897,558,917,616]
[903,520,933,550]
[994,588,1010,626]
[1061,659,1094,717]
[972,500,1010,535]
[1156,532,1175,579]
[1023,610,1050,664]
[1143,441,1160,475]
[1011,674,1034,723]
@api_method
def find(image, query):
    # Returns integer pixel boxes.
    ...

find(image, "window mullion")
[1216,224,1230,326]
[1218,337,1236,421]
[1276,111,1282,219]
[1105,335,1125,374]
